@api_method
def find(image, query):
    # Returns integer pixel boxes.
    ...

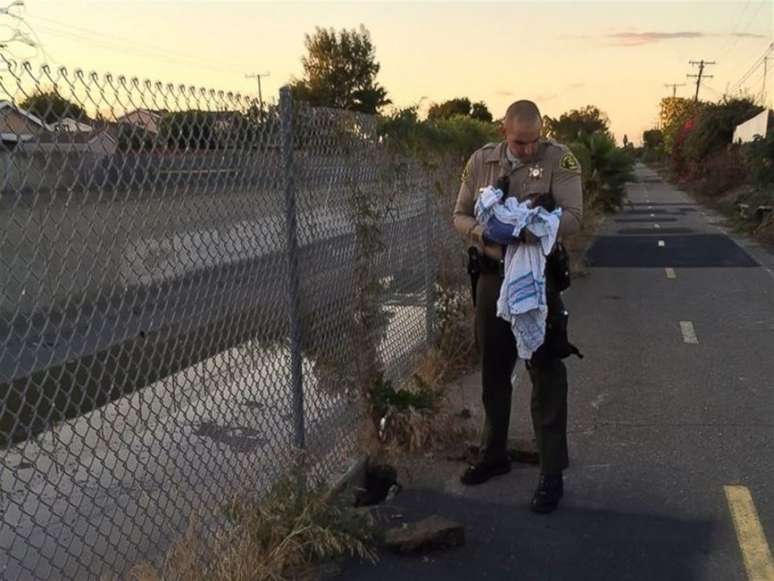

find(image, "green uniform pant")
[476,272,569,475]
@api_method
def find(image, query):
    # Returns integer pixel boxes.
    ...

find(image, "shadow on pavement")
[337,488,715,581]
[587,234,758,268]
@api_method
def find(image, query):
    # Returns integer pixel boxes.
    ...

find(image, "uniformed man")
[453,100,583,513]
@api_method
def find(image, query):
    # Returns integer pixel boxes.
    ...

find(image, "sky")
[1,0,772,144]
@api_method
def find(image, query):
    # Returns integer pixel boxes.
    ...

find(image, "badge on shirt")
[528,165,544,180]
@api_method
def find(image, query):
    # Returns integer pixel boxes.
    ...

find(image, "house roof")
[36,127,118,145]
[118,108,169,119]
[0,100,49,129]
[51,117,94,132]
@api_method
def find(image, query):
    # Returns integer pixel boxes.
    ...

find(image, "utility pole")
[664,82,686,98]
[687,60,715,102]
[761,56,768,106]
[245,72,270,113]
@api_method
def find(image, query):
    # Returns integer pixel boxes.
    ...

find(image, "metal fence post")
[280,86,305,453]
[423,186,435,344]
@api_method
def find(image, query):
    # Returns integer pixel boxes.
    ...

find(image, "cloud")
[495,90,514,97]
[537,82,585,101]
[535,93,559,103]
[730,32,769,38]
[602,30,768,47]
[607,31,704,46]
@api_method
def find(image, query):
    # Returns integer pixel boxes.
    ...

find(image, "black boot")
[530,472,563,513]
[460,457,511,486]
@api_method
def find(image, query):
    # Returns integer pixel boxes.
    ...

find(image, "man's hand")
[527,192,556,212]
[483,216,519,245]
[520,229,540,245]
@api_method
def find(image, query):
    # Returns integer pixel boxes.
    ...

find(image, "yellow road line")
[725,485,774,581]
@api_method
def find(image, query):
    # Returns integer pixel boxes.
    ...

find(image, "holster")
[530,270,583,365]
[546,241,571,293]
[466,247,481,305]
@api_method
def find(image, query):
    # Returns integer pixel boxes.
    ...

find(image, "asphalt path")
[339,164,774,581]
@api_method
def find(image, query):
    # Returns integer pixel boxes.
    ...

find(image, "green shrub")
[744,133,774,192]
[377,107,499,162]
[691,148,748,197]
[682,98,763,163]
[571,132,635,211]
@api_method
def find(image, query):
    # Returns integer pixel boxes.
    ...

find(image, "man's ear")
[499,124,507,138]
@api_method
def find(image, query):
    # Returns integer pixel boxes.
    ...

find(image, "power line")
[664,82,686,98]
[701,83,723,99]
[724,0,769,64]
[0,1,57,65]
[728,42,774,96]
[245,72,270,112]
[687,60,716,102]
[721,0,751,54]
[25,14,251,75]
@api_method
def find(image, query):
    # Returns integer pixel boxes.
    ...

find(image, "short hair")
[504,100,542,126]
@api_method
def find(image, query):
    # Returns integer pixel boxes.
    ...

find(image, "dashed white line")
[591,393,609,410]
[654,224,661,229]
[680,321,698,344]
[658,240,665,247]
[665,268,676,279]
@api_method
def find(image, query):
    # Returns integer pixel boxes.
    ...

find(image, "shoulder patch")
[559,152,580,172]
[461,163,471,183]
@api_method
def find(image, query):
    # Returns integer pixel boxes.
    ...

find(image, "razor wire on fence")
[0,57,465,580]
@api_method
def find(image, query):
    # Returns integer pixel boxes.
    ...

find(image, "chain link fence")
[0,58,465,580]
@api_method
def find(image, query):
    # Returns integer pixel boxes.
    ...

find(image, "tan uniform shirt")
[453,139,583,261]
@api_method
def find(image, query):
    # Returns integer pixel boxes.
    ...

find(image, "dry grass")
[755,213,774,244]
[365,354,475,461]
[645,160,774,249]
[352,278,477,460]
[128,478,376,581]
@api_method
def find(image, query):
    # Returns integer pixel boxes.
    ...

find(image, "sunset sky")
[2,0,772,144]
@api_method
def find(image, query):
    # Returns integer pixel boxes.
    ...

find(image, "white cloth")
[474,186,562,359]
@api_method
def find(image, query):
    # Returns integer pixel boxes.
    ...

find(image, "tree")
[544,105,611,143]
[290,26,390,114]
[427,98,493,122]
[428,98,470,121]
[570,131,634,211]
[378,105,499,161]
[20,90,87,124]
[682,97,763,162]
[642,129,664,150]
[158,111,218,150]
[470,102,493,122]
[658,97,698,155]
